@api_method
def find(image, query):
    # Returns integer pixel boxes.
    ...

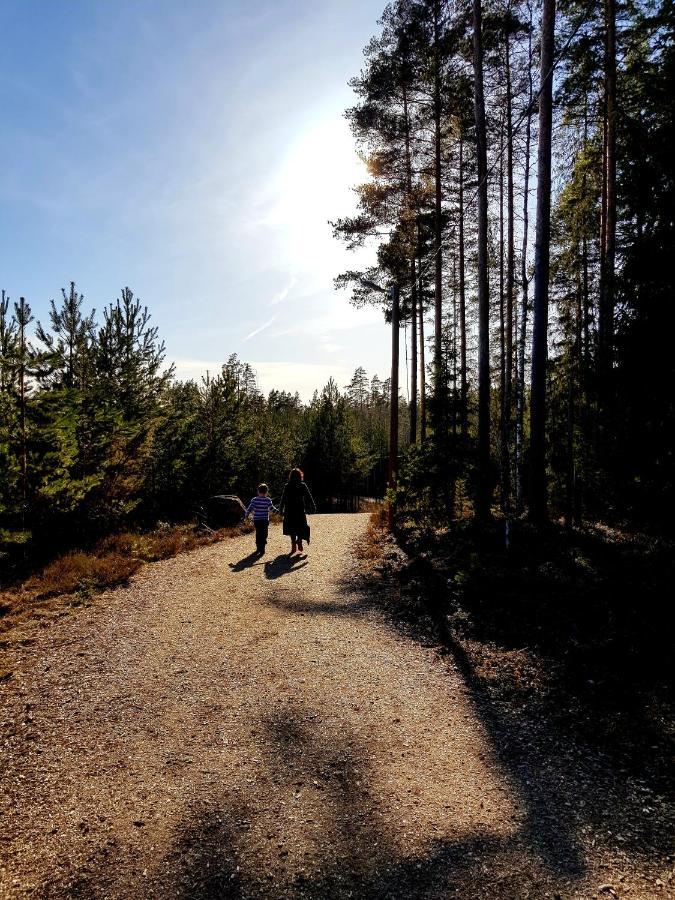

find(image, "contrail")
[243,315,276,342]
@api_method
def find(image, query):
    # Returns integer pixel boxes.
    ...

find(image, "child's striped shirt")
[246,495,277,521]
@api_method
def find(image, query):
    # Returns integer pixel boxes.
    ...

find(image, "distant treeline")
[334,0,674,529]
[0,284,398,560]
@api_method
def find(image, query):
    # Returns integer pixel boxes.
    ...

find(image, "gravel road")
[0,514,667,899]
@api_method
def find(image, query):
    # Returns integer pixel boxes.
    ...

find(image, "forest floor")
[0,512,672,899]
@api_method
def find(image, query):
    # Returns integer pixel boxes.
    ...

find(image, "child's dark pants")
[254,520,269,553]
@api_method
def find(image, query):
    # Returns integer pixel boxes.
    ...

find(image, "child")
[245,484,278,555]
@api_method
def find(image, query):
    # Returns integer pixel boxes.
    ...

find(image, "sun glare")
[264,118,367,271]
[281,118,365,221]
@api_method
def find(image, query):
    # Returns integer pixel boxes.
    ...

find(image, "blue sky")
[0,0,392,400]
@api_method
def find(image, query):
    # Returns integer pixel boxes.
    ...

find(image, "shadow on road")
[264,554,308,580]
[256,543,670,889]
[45,700,581,900]
[155,704,578,899]
[229,551,263,572]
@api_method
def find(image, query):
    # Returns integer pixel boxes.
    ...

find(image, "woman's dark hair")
[288,467,304,484]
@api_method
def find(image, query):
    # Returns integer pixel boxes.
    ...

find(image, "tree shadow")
[263,554,308,580]
[258,542,672,883]
[152,703,586,899]
[33,700,580,899]
[239,547,591,879]
[262,597,362,617]
[167,810,246,899]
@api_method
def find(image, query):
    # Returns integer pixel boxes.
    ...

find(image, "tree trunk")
[505,24,515,506]
[449,263,458,519]
[599,90,608,348]
[516,2,534,516]
[20,320,27,516]
[17,297,30,527]
[499,120,509,511]
[452,255,458,437]
[389,284,400,529]
[599,0,616,404]
[403,86,418,445]
[565,352,575,527]
[410,259,418,444]
[432,0,444,401]
[458,133,468,438]
[472,0,491,520]
[529,0,556,523]
[573,260,584,524]
[418,251,427,442]
[580,101,591,521]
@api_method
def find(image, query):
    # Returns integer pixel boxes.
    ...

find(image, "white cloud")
[271,300,382,340]
[319,334,344,354]
[249,361,351,402]
[171,357,222,383]
[170,357,353,402]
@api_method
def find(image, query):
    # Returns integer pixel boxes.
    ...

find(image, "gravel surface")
[0,514,671,899]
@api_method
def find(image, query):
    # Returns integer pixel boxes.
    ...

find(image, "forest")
[333,0,674,532]
[327,2,674,840]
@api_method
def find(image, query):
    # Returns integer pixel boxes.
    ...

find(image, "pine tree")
[36,282,95,390]
[472,0,492,520]
[14,298,34,524]
[97,287,173,421]
[0,292,20,519]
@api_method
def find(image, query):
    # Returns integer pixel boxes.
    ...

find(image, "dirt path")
[0,515,668,899]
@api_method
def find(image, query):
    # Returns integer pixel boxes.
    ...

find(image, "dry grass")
[354,506,388,561]
[97,521,254,574]
[369,504,388,528]
[23,552,142,599]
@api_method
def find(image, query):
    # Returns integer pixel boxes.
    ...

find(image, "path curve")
[0,514,612,899]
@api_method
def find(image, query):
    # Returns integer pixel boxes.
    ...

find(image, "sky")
[0,0,393,401]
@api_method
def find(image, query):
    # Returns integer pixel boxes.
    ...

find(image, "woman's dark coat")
[279,481,315,542]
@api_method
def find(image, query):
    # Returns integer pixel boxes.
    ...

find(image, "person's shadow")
[228,550,263,572]
[264,553,308,580]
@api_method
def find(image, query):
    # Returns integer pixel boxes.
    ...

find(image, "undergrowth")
[355,506,389,561]
[392,511,674,756]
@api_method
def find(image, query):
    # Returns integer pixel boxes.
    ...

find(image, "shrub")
[94,533,139,556]
[142,531,186,561]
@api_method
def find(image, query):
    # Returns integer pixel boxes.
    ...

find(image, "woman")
[279,468,316,554]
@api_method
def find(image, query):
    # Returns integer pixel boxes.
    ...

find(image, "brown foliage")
[94,533,139,556]
[355,506,388,561]
[23,551,141,600]
[138,531,187,561]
